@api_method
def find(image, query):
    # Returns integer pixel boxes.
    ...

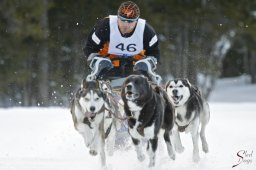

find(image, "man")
[84,1,161,84]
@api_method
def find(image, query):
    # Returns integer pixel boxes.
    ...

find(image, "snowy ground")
[1,77,256,170]
[209,75,256,102]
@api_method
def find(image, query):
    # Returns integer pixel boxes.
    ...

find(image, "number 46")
[115,43,137,52]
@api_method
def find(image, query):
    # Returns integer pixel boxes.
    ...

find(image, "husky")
[70,80,118,167]
[121,75,175,167]
[165,79,210,162]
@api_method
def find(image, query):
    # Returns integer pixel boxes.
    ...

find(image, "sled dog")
[121,75,175,167]
[70,80,118,167]
[165,79,210,162]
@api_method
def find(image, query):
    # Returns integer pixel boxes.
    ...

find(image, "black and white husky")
[165,79,210,162]
[121,75,175,167]
[70,80,118,167]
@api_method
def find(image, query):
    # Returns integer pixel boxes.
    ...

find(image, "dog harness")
[175,121,190,132]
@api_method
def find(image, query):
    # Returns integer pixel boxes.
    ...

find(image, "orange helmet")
[117,1,140,20]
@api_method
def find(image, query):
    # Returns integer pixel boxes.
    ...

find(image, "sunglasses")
[118,15,138,23]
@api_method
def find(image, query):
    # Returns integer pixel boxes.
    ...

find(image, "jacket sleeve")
[143,23,160,62]
[83,18,110,58]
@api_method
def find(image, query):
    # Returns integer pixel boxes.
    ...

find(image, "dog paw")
[175,145,184,153]
[89,150,98,156]
[193,153,200,163]
[107,149,114,156]
[148,161,155,167]
[202,144,209,153]
[137,154,145,162]
[169,153,176,160]
[84,138,93,148]
[85,142,90,148]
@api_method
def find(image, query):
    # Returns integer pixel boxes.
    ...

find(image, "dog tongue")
[173,96,179,101]
[85,111,96,118]
[127,91,133,95]
[126,91,133,98]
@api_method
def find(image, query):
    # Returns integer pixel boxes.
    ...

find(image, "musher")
[83,1,162,84]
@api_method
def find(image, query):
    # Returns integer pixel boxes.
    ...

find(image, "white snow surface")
[1,77,256,170]
[209,76,256,102]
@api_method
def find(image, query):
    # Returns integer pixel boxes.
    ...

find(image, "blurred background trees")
[0,0,255,107]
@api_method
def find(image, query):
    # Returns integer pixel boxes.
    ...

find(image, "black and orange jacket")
[83,17,160,67]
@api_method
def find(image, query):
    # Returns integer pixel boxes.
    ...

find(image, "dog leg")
[99,121,106,167]
[106,119,116,156]
[147,137,158,167]
[89,137,98,156]
[191,120,200,162]
[100,143,106,167]
[191,131,200,162]
[89,127,99,156]
[172,125,184,153]
[200,123,209,153]
[163,130,175,160]
[200,103,210,153]
[132,137,145,162]
[76,123,94,148]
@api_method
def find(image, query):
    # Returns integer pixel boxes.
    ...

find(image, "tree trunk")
[182,23,189,78]
[38,0,49,106]
[243,47,249,74]
[174,24,189,78]
[174,29,183,78]
[250,51,256,84]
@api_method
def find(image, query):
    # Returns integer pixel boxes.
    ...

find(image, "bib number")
[115,43,137,52]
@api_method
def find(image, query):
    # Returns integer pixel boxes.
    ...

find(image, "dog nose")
[172,89,178,95]
[126,84,132,90]
[90,106,95,112]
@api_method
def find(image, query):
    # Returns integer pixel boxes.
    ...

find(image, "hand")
[146,56,157,70]
[87,53,99,63]
[86,56,113,81]
[146,56,157,65]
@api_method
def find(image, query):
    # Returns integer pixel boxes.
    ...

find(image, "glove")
[87,53,99,65]
[146,56,157,65]
[133,56,161,85]
[86,56,113,81]
[146,56,157,71]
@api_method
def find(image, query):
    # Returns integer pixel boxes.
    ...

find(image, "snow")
[209,76,256,102]
[1,77,256,170]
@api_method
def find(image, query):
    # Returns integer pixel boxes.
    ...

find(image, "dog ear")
[106,80,111,85]
[102,92,107,100]
[192,85,201,96]
[121,85,125,100]
[81,79,87,89]
[183,79,191,87]
[165,80,171,90]
[76,88,82,98]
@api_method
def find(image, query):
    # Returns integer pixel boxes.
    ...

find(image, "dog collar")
[175,121,189,132]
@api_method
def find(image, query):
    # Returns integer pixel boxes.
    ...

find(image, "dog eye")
[95,97,100,101]
[85,98,90,101]
[169,86,173,88]
[179,85,184,88]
